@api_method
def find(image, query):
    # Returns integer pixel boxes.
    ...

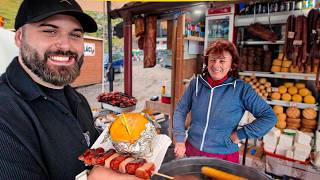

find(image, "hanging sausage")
[143,16,157,68]
[135,17,145,37]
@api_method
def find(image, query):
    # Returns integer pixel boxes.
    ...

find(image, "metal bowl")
[152,157,271,180]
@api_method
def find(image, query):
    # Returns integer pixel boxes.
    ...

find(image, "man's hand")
[88,166,142,180]
[174,142,186,158]
[230,131,240,144]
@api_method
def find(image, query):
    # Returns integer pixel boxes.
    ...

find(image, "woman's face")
[207,51,232,80]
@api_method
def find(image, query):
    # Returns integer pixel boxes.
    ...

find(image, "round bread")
[281,93,291,101]
[302,108,317,119]
[260,89,267,94]
[278,85,287,94]
[298,88,310,97]
[286,117,301,124]
[301,124,317,129]
[259,85,266,90]
[259,78,267,84]
[288,86,298,95]
[291,94,302,103]
[282,60,292,68]
[273,105,284,114]
[277,113,287,121]
[304,95,316,104]
[300,128,313,133]
[252,78,258,83]
[286,126,298,130]
[271,65,281,72]
[295,83,306,89]
[301,118,317,126]
[280,67,289,72]
[266,87,272,93]
[284,82,294,88]
[272,60,282,66]
[265,82,271,88]
[271,92,281,100]
[244,77,251,82]
[275,120,286,129]
[286,107,300,118]
[286,122,301,128]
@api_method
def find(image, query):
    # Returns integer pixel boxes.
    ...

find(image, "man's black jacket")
[0,58,99,180]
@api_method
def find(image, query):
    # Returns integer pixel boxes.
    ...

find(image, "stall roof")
[109,1,257,19]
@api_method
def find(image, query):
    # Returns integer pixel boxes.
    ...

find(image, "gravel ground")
[76,60,171,111]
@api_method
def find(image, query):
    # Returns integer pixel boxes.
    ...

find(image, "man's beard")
[20,41,83,86]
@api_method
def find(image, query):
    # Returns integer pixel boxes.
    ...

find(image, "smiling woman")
[173,39,276,163]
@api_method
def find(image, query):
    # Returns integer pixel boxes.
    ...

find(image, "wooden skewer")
[121,113,131,136]
[153,172,174,179]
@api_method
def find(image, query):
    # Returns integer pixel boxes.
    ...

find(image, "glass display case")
[204,5,235,51]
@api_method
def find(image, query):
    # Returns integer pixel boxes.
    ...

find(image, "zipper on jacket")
[200,88,214,151]
[198,79,236,151]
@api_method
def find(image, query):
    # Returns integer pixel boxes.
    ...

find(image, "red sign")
[208,7,231,15]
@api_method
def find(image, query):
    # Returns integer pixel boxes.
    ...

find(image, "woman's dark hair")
[203,39,240,78]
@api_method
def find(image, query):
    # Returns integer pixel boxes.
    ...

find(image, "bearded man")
[0,0,101,179]
[0,0,144,179]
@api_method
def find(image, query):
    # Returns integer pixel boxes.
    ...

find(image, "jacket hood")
[195,75,242,96]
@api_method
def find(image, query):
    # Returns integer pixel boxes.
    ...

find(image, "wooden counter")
[145,100,171,115]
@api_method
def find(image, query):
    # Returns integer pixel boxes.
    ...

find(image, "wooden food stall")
[107,1,320,179]
[71,36,103,87]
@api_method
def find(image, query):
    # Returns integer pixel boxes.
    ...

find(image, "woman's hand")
[230,131,240,144]
[174,142,186,158]
[88,166,142,180]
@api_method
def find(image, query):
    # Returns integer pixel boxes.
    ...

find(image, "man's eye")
[43,30,56,35]
[71,33,83,39]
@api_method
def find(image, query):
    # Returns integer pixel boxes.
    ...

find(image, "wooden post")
[122,12,133,96]
[170,14,185,139]
[169,19,177,139]
[174,14,185,106]
[167,20,173,50]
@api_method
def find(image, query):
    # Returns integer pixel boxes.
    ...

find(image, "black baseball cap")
[15,0,97,32]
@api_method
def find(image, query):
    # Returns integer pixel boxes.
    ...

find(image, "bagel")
[286,118,301,124]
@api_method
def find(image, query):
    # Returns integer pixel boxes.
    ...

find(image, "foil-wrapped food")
[109,113,157,157]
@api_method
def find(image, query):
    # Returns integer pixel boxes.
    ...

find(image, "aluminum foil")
[112,122,157,158]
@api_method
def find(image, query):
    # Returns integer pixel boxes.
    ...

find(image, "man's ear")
[15,28,23,48]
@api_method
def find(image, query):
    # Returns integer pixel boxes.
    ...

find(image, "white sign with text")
[84,43,95,56]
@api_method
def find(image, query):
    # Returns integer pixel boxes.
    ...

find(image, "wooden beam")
[122,12,133,96]
[169,19,177,139]
[167,20,173,50]
[174,14,185,105]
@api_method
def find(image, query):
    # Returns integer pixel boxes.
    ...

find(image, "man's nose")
[55,34,71,50]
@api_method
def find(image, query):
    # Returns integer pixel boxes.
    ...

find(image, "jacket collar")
[199,74,236,89]
[4,57,82,103]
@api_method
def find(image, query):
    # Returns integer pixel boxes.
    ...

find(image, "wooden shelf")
[235,9,309,27]
[185,36,204,42]
[266,100,318,110]
[238,40,285,45]
[239,71,316,81]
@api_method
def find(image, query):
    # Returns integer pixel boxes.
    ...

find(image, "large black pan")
[152,157,271,180]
